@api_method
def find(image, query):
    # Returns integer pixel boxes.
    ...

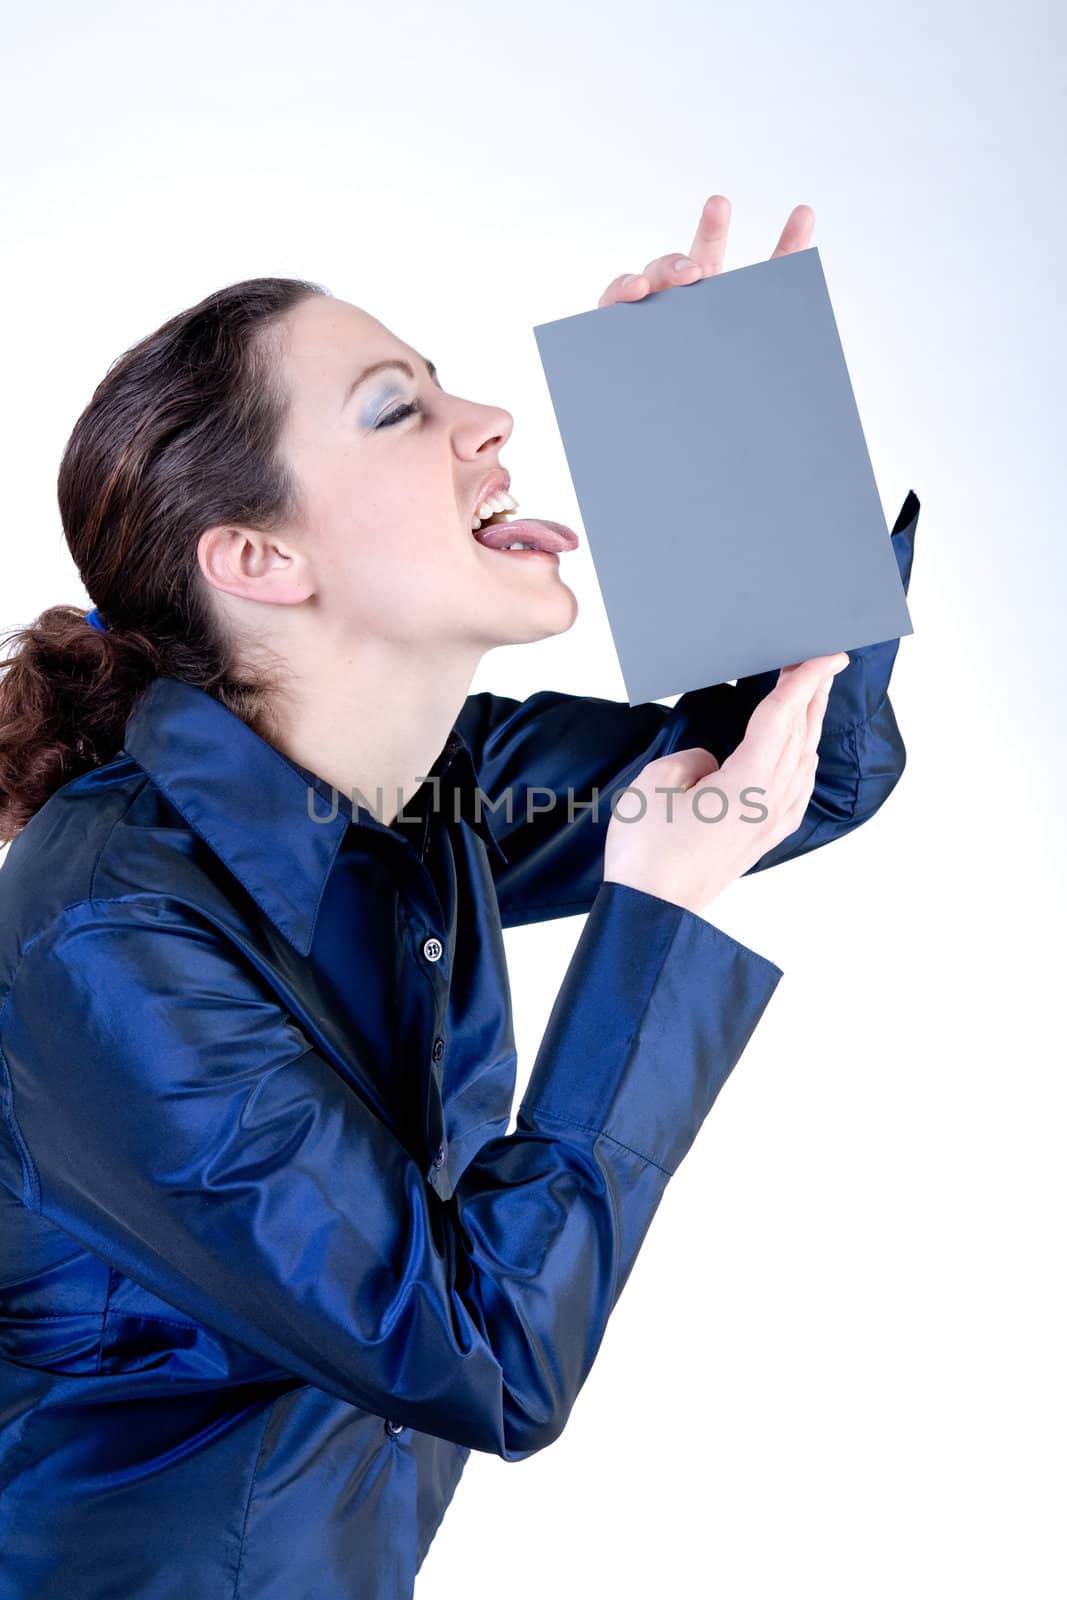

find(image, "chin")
[515,583,579,644]
[469,571,579,648]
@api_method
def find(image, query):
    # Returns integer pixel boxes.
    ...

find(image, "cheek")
[315,491,477,610]
[334,536,470,625]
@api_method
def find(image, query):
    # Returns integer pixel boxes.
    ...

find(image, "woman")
[0,203,918,1598]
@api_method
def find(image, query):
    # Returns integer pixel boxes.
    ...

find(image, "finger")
[599,193,734,308]
[784,686,833,806]
[687,193,732,276]
[741,657,842,770]
[599,195,810,308]
[643,745,720,787]
[637,195,734,296]
[769,203,816,259]
[802,676,831,766]
[638,249,706,294]
[773,654,844,816]
[797,650,848,764]
[597,272,651,309]
[778,652,849,680]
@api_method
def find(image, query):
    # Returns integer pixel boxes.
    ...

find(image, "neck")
[265,637,485,829]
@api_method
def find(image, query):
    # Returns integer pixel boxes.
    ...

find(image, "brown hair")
[0,275,331,845]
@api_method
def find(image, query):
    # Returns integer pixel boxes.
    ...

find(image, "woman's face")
[270,293,579,655]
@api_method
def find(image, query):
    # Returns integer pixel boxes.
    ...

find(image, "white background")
[3,2,1063,1595]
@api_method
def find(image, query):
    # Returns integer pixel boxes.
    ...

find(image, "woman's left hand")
[596,195,815,308]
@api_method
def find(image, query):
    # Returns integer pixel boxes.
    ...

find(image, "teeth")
[505,542,536,551]
[470,488,519,531]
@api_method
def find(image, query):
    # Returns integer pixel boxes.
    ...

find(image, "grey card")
[531,246,913,706]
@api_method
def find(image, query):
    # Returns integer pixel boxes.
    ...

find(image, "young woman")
[0,199,918,1597]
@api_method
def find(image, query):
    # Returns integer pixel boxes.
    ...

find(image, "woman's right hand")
[602,653,850,916]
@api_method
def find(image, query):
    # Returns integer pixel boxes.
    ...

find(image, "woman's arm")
[457,491,919,927]
[0,885,782,1461]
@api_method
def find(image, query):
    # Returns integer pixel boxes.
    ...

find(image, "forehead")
[280,294,410,384]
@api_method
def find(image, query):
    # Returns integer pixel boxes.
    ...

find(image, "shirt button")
[431,1036,445,1064]
[431,1141,447,1169]
[384,1418,406,1436]
[422,936,443,963]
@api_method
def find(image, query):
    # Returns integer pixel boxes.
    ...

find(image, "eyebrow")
[343,354,440,408]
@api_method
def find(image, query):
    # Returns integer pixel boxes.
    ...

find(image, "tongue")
[473,518,580,553]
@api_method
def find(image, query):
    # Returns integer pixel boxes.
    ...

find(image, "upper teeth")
[471,489,519,530]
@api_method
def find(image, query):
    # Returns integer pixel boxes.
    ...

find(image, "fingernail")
[675,257,699,273]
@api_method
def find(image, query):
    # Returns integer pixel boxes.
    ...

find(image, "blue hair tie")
[85,607,108,632]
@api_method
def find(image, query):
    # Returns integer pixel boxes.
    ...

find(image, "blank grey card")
[531,246,913,706]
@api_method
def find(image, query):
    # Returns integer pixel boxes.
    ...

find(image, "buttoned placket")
[342,800,454,1440]
[302,745,467,1198]
[384,839,446,1447]
[362,812,456,1199]
[416,921,451,1198]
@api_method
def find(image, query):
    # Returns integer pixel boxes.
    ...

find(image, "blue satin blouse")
[0,493,917,1597]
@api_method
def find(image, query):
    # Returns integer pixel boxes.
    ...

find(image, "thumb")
[642,745,721,786]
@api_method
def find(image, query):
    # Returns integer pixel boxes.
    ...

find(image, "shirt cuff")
[517,878,784,1177]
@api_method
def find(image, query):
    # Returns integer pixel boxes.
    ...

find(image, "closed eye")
[376,400,422,428]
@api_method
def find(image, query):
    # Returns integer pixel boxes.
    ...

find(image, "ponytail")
[0,605,163,842]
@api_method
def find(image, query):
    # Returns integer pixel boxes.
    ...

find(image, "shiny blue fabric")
[0,493,917,1597]
[84,607,107,632]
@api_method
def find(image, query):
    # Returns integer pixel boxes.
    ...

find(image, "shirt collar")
[122,676,508,958]
[287,729,508,864]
